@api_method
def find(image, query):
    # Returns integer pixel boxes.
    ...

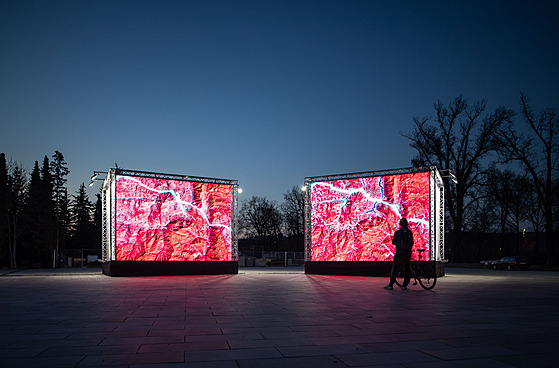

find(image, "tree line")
[403,94,558,265]
[0,151,101,269]
[239,94,558,265]
[238,186,305,255]
[2,94,557,267]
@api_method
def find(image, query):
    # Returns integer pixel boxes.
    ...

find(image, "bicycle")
[394,248,437,290]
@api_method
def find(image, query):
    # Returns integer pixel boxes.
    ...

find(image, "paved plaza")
[1,267,558,368]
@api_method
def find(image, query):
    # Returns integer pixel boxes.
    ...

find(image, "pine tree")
[41,156,55,266]
[18,158,56,267]
[0,153,9,267]
[7,162,28,269]
[20,161,42,267]
[93,192,103,250]
[69,183,94,249]
[50,151,70,265]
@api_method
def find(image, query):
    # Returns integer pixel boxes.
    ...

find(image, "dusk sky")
[1,0,558,203]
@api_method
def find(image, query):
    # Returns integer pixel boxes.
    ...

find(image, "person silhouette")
[384,218,413,290]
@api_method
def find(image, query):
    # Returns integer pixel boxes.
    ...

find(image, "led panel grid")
[104,170,236,262]
[307,170,432,262]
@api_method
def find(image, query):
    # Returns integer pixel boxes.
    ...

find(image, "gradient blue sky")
[1,0,558,202]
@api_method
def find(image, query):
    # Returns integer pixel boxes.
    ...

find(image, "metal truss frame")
[102,184,107,262]
[303,183,312,262]
[304,166,445,262]
[438,179,445,261]
[429,167,445,262]
[231,184,239,261]
[305,166,436,183]
[101,168,238,262]
[114,168,237,186]
[101,170,117,262]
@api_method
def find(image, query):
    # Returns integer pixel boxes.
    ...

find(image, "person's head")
[399,218,408,228]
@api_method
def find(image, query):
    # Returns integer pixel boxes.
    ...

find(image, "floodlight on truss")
[89,171,108,187]
[440,169,458,184]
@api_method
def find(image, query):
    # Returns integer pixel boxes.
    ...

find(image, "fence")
[59,249,102,268]
[239,251,304,267]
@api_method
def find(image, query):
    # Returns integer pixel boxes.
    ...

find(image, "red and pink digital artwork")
[115,175,233,261]
[310,172,431,262]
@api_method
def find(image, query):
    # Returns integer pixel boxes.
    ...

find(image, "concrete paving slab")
[0,268,558,367]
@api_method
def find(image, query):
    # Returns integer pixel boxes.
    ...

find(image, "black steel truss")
[305,166,436,183]
[112,168,237,185]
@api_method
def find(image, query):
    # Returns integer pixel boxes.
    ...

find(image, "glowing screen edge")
[309,171,431,261]
[115,175,233,261]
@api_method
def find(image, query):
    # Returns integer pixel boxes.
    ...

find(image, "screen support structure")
[101,168,239,264]
[304,166,445,265]
[430,167,445,262]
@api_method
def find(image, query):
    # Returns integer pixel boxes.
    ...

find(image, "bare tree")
[468,198,497,261]
[488,171,531,255]
[508,176,531,254]
[486,168,520,244]
[239,196,283,252]
[492,94,559,264]
[526,182,545,234]
[402,96,514,261]
[281,186,305,237]
[553,179,559,244]
[525,183,546,259]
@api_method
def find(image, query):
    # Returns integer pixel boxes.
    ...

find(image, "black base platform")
[102,261,238,277]
[305,261,445,277]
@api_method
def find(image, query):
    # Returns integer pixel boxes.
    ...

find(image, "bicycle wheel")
[394,264,413,287]
[417,262,437,290]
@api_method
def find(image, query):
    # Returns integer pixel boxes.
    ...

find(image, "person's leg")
[402,252,412,287]
[389,253,403,286]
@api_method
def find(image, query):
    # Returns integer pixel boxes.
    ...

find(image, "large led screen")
[115,175,233,261]
[309,171,431,261]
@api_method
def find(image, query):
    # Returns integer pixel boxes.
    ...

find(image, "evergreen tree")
[20,161,42,266]
[40,156,55,266]
[0,153,8,267]
[17,158,56,267]
[50,151,70,265]
[7,162,28,269]
[93,192,103,250]
[69,183,94,249]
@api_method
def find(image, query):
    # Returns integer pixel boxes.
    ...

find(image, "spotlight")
[88,171,108,187]
[238,188,243,194]
[441,169,458,185]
